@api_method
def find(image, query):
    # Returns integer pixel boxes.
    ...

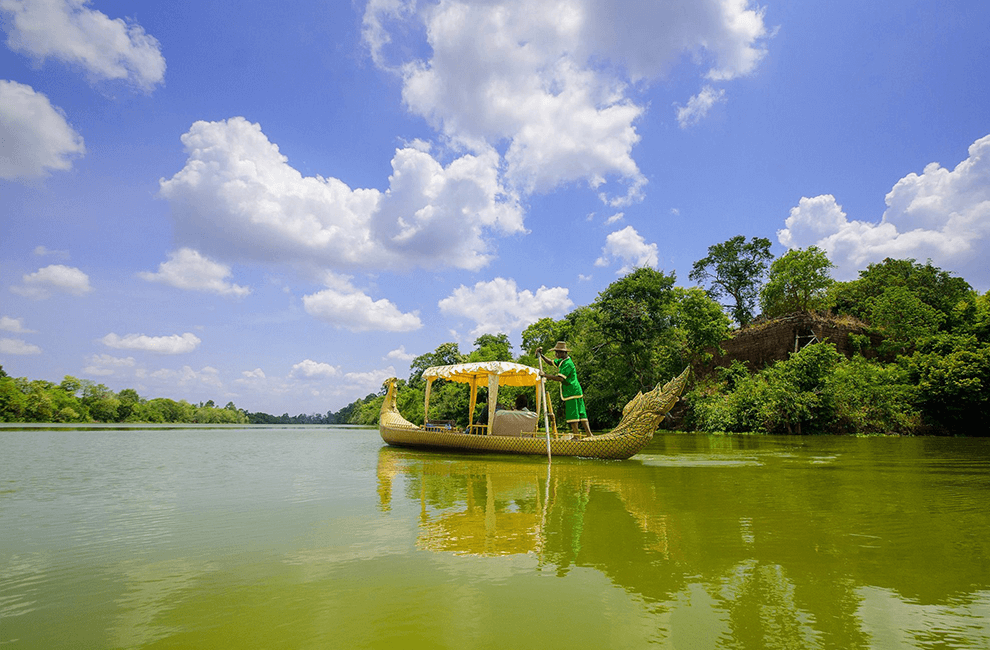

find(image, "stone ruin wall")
[696,312,878,377]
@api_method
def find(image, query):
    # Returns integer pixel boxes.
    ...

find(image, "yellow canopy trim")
[422,361,541,387]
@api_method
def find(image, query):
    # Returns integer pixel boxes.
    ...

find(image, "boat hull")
[379,424,652,460]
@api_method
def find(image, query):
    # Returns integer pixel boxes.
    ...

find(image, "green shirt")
[553,356,583,400]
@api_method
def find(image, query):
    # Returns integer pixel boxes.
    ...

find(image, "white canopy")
[422,361,541,387]
[421,361,543,430]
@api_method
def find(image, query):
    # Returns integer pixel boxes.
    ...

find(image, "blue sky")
[2,0,988,415]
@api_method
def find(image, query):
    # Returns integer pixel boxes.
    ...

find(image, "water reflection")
[377,441,990,649]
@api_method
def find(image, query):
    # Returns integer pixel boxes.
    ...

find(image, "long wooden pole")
[538,355,552,462]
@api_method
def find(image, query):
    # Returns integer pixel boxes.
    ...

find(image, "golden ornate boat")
[379,361,690,460]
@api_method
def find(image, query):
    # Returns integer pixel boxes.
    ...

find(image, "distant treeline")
[0,369,360,425]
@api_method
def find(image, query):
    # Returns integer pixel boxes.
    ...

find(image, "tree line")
[336,240,989,436]
[0,370,354,425]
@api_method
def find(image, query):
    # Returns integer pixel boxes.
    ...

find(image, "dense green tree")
[868,286,946,354]
[688,343,842,434]
[25,384,55,422]
[828,356,920,434]
[81,380,120,422]
[595,267,677,348]
[118,388,141,421]
[0,376,27,421]
[831,257,972,325]
[577,268,680,426]
[408,342,463,388]
[669,287,732,364]
[59,376,83,396]
[904,334,990,434]
[760,342,841,434]
[521,317,568,356]
[468,333,513,362]
[967,291,990,342]
[689,235,774,326]
[760,246,835,317]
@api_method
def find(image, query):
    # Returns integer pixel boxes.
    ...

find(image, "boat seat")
[491,410,538,437]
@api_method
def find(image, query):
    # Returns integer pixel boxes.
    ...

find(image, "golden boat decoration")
[379,361,690,460]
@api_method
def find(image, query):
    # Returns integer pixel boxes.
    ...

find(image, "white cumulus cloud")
[0,337,41,354]
[101,332,201,355]
[0,80,84,180]
[343,366,397,394]
[676,85,727,128]
[146,365,222,388]
[159,117,521,274]
[778,134,990,286]
[438,277,573,337]
[364,0,769,202]
[11,264,92,299]
[595,226,659,273]
[0,316,33,333]
[0,0,166,91]
[82,354,135,376]
[139,248,251,297]
[33,245,70,258]
[386,345,416,361]
[302,273,422,333]
[290,359,341,380]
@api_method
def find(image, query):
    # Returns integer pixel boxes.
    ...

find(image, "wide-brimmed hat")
[552,341,570,353]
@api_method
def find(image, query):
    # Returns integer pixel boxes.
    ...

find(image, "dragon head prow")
[609,367,691,437]
[379,377,418,430]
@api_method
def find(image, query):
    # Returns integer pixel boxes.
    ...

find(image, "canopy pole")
[423,378,433,424]
[468,377,478,428]
[534,385,542,430]
[538,356,552,462]
[487,373,498,434]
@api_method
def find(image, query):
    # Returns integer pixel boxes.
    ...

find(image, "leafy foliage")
[689,235,773,326]
[468,333,513,362]
[868,286,946,354]
[408,342,464,388]
[760,246,835,318]
[0,375,250,424]
[687,343,921,435]
[903,335,990,433]
[831,257,972,324]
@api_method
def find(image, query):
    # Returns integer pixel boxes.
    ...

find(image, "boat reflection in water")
[376,442,990,649]
[377,447,677,564]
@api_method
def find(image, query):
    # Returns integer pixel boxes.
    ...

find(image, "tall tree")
[469,333,513,362]
[580,268,680,425]
[521,317,567,357]
[408,342,464,388]
[669,287,732,364]
[689,235,774,327]
[759,246,835,318]
[830,257,973,327]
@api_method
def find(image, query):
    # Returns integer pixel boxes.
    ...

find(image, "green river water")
[1,426,988,649]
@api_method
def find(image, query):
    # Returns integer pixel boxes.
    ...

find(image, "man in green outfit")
[537,341,593,438]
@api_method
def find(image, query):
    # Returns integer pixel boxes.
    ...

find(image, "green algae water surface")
[1,426,988,649]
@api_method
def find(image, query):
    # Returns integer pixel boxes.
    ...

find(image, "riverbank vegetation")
[336,248,989,436]
[2,242,987,434]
